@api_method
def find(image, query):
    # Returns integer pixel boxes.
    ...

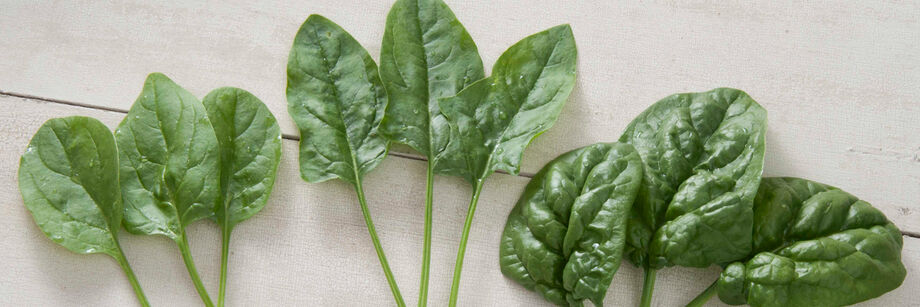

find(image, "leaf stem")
[640,266,657,307]
[448,179,485,307]
[418,160,435,307]
[217,226,232,307]
[686,280,718,307]
[114,246,151,307]
[177,231,215,307]
[353,179,406,307]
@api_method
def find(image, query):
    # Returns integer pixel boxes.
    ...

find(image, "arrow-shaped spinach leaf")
[203,87,282,307]
[440,24,577,307]
[618,88,767,306]
[377,0,484,304]
[115,73,219,306]
[19,116,150,306]
[500,142,643,307]
[286,15,404,307]
[687,177,906,307]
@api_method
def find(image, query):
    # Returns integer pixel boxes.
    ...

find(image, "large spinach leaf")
[500,142,643,307]
[19,116,150,306]
[687,177,907,307]
[286,15,404,306]
[203,87,282,307]
[440,24,577,307]
[377,0,484,304]
[115,73,219,306]
[618,88,766,306]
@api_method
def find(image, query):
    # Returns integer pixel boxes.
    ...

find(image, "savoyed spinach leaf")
[688,177,907,307]
[618,88,766,306]
[115,73,219,306]
[18,116,150,306]
[287,14,405,306]
[377,0,484,305]
[203,87,282,307]
[440,24,577,307]
[500,142,643,307]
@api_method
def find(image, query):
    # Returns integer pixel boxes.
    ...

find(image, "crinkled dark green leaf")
[500,142,642,307]
[115,73,220,240]
[18,116,123,257]
[378,0,484,160]
[287,14,388,184]
[619,88,766,268]
[203,87,282,228]
[715,177,906,307]
[437,24,577,183]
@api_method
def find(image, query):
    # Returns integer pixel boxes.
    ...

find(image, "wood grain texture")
[1,0,918,305]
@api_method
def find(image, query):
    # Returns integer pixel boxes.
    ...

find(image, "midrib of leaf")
[24,168,114,237]
[476,38,564,181]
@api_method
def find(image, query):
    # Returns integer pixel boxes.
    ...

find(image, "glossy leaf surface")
[287,14,388,184]
[437,24,577,183]
[203,87,282,228]
[378,0,484,160]
[19,117,123,257]
[115,73,220,240]
[500,142,643,306]
[619,88,766,268]
[716,177,906,307]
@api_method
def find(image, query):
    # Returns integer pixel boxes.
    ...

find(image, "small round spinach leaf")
[619,88,767,269]
[714,177,906,307]
[115,73,221,240]
[287,14,389,184]
[500,142,643,306]
[19,116,122,257]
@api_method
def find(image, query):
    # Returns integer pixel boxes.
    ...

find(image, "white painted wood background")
[1,1,917,306]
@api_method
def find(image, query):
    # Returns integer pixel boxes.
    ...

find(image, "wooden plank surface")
[1,0,918,306]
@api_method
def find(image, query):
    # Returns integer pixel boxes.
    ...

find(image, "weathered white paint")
[1,0,918,305]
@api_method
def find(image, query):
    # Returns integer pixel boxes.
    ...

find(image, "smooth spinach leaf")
[378,0,484,160]
[19,116,150,306]
[115,73,221,239]
[711,177,906,307]
[437,24,577,183]
[287,14,389,185]
[500,143,642,307]
[203,87,282,306]
[286,15,405,306]
[619,88,767,269]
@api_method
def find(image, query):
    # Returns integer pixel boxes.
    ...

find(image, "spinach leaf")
[377,0,484,305]
[286,15,404,306]
[500,143,643,307]
[440,24,577,307]
[19,116,150,306]
[618,88,767,306]
[115,73,219,306]
[688,177,906,307]
[203,87,282,307]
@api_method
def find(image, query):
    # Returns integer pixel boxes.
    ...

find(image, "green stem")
[640,267,657,307]
[177,231,215,307]
[353,179,406,307]
[448,180,485,307]
[418,160,435,307]
[217,226,232,307]
[114,245,151,307]
[686,280,718,307]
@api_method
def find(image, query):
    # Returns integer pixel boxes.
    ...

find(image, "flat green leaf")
[287,15,389,184]
[203,87,282,228]
[18,116,122,257]
[378,0,484,160]
[619,88,766,268]
[115,73,221,240]
[437,24,577,183]
[715,177,906,307]
[500,142,642,306]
